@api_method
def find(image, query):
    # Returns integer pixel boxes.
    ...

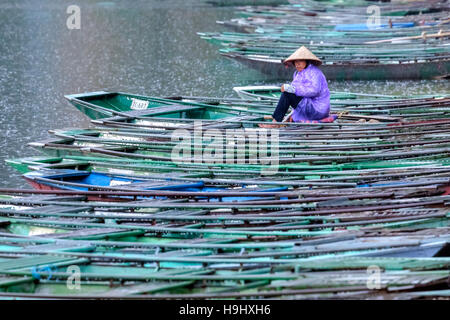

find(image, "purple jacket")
[290,64,331,122]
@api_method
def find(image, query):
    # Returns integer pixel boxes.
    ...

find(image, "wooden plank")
[200,115,262,129]
[0,255,79,271]
[0,276,35,288]
[267,270,450,289]
[295,257,450,271]
[25,205,92,214]
[118,105,202,118]
[22,242,94,253]
[102,280,194,296]
[38,228,126,239]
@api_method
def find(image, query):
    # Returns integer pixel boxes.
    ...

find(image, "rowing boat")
[221,50,450,80]
[22,169,290,201]
[65,91,269,120]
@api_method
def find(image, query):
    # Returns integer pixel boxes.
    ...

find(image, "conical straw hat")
[283,46,322,66]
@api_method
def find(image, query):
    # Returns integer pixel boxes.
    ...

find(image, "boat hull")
[224,54,450,80]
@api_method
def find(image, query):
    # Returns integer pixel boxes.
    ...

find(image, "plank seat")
[0,255,80,271]
[111,180,202,190]
[195,115,262,129]
[103,281,193,296]
[119,104,202,118]
[23,241,93,253]
[38,227,125,239]
[24,205,91,215]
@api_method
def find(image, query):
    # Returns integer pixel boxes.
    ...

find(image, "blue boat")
[23,169,288,202]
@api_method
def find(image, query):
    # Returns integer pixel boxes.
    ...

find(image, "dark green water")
[0,0,448,188]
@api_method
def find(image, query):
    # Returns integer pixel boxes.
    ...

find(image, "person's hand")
[281,85,285,92]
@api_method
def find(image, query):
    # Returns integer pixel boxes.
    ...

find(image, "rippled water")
[0,0,448,188]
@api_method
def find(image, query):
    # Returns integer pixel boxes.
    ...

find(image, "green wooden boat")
[65,90,450,126]
[65,91,268,121]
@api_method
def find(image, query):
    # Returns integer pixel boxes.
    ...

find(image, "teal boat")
[66,90,450,127]
[65,91,268,121]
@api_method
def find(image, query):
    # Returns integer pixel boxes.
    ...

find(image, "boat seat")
[7,195,85,203]
[0,255,78,271]
[119,104,203,118]
[114,180,201,190]
[200,115,262,129]
[103,282,188,297]
[151,209,206,216]
[23,242,92,253]
[114,180,174,189]
[24,205,91,214]
[38,227,125,239]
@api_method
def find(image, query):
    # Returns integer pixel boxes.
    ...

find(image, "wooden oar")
[264,111,400,123]
[365,30,450,44]
[262,110,292,127]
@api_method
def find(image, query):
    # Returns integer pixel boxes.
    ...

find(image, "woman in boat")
[261,46,331,127]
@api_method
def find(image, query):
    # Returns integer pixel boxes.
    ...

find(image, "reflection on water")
[0,0,448,187]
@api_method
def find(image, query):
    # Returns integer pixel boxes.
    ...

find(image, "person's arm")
[281,83,296,93]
